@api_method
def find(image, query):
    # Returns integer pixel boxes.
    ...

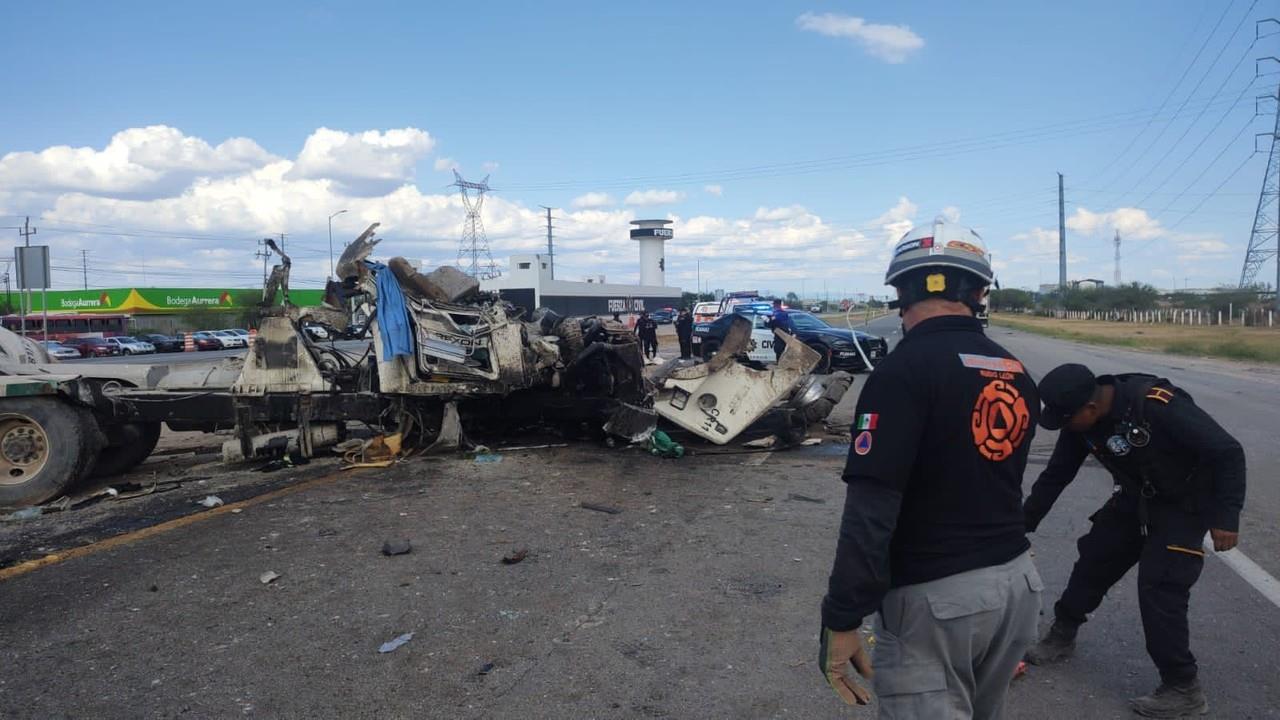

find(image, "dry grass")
[992,314,1280,364]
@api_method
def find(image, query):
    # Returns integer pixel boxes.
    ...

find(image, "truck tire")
[90,421,162,479]
[701,341,720,362]
[0,398,101,507]
[796,372,854,426]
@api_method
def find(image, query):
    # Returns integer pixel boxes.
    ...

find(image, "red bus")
[0,314,130,341]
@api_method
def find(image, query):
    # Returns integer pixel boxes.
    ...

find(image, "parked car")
[190,331,224,351]
[650,309,675,324]
[223,328,250,338]
[211,330,247,348]
[41,340,82,360]
[66,337,119,358]
[104,336,155,355]
[141,334,183,353]
[693,310,887,373]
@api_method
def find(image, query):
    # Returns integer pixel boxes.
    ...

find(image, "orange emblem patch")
[971,379,1031,462]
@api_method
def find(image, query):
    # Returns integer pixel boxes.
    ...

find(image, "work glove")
[819,626,873,705]
[1209,528,1239,552]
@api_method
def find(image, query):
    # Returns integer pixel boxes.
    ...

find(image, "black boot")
[1130,677,1208,717]
[1024,620,1078,665]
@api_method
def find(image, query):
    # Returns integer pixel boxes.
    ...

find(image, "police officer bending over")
[820,218,1042,718]
[1024,364,1246,718]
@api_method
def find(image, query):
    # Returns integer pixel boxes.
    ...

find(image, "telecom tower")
[1240,88,1280,304]
[453,170,500,279]
[1114,231,1122,286]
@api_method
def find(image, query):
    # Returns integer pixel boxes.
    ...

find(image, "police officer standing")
[767,298,792,361]
[820,218,1042,718]
[636,311,659,362]
[675,307,694,359]
[1023,363,1246,717]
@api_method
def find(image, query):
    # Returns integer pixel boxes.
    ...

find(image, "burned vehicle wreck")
[0,224,851,508]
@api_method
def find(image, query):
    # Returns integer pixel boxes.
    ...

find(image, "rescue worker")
[636,311,659,361]
[1023,363,1246,718]
[767,298,792,361]
[675,307,694,359]
[820,218,1042,718]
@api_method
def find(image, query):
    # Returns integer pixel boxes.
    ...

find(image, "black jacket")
[636,319,658,340]
[675,314,693,337]
[822,315,1038,631]
[1024,374,1246,533]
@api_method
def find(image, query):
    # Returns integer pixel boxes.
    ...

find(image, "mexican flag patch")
[856,413,878,430]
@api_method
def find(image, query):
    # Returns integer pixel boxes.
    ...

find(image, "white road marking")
[742,451,772,466]
[1202,533,1280,609]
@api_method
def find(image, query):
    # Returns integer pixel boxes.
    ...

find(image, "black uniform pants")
[773,338,786,361]
[677,333,692,359]
[1054,494,1208,684]
[642,336,658,359]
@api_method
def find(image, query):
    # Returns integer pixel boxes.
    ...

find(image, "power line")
[1086,0,1240,189]
[1116,2,1260,206]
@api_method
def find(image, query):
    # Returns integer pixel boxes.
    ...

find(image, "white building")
[480,219,683,316]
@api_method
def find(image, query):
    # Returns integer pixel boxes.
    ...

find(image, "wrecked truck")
[0,224,845,508]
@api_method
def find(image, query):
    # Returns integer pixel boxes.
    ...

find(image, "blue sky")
[0,0,1272,296]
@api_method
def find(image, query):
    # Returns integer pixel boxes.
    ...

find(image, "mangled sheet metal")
[652,315,821,444]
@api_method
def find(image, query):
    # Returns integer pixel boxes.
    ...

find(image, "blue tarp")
[368,261,414,361]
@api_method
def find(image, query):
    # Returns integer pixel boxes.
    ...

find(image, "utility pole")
[1058,173,1067,293]
[80,249,90,290]
[255,240,273,285]
[696,259,701,297]
[18,217,37,338]
[539,205,556,278]
[279,232,287,256]
[1239,37,1280,312]
[1113,231,1121,286]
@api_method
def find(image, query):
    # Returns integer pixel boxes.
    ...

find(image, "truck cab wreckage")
[0,224,850,508]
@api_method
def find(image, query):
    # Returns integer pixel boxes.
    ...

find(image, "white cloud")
[286,127,434,195]
[482,161,500,173]
[1066,206,1162,241]
[0,125,276,197]
[941,206,961,223]
[624,188,684,206]
[571,192,614,209]
[704,184,723,197]
[433,157,458,172]
[796,12,925,63]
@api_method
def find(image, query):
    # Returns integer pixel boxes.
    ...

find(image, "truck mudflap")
[651,315,820,444]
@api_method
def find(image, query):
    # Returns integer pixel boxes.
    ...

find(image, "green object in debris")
[648,430,684,459]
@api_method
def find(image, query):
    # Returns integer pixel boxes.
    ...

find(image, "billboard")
[19,288,327,314]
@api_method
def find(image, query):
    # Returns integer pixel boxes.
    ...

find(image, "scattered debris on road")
[377,632,414,654]
[501,548,529,565]
[198,495,224,508]
[258,570,280,585]
[579,502,622,515]
[381,539,412,556]
[787,493,826,504]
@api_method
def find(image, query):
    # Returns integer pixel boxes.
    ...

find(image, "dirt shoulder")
[992,313,1280,365]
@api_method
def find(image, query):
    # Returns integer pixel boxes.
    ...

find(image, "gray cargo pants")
[872,551,1042,719]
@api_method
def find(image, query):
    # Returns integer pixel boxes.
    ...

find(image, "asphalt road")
[1,315,1276,718]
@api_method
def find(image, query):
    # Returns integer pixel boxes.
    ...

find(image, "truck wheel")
[701,341,720,362]
[796,372,854,426]
[91,422,162,478]
[0,398,101,507]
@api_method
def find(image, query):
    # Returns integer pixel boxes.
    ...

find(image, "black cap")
[1037,364,1097,430]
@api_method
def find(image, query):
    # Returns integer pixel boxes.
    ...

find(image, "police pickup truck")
[691,310,887,372]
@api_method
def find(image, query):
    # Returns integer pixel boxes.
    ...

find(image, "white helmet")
[885,216,994,286]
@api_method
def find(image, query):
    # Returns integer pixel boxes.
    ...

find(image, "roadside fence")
[1044,306,1276,328]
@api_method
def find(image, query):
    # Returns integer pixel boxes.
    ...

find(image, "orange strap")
[1166,544,1206,558]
